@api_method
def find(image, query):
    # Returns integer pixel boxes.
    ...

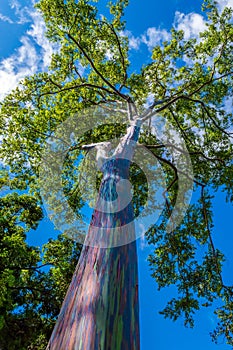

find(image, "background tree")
[0,0,233,347]
[0,169,82,349]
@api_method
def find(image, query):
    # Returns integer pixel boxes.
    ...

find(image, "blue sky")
[0,0,233,349]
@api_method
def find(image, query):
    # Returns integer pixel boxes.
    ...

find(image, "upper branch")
[38,82,117,101]
[139,67,233,132]
[181,96,233,137]
[144,143,225,164]
[101,20,128,90]
[67,32,128,101]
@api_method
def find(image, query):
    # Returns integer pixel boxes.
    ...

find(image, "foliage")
[0,170,81,349]
[0,0,233,347]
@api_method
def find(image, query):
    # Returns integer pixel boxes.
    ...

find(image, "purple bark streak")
[46,120,141,350]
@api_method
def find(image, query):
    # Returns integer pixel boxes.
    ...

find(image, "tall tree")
[1,0,233,347]
[46,119,142,349]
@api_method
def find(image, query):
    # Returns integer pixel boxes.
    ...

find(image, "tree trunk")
[46,121,141,350]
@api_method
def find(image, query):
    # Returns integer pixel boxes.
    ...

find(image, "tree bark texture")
[46,121,141,350]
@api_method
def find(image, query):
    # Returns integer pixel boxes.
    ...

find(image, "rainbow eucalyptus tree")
[1,0,233,348]
[46,116,143,349]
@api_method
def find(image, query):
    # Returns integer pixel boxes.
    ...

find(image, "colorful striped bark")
[46,121,141,350]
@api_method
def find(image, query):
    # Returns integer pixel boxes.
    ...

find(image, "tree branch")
[101,20,128,91]
[67,32,128,100]
[38,82,116,100]
[200,186,225,288]
[181,96,233,137]
[144,143,225,164]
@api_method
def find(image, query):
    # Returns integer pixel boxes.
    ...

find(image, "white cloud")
[120,30,141,50]
[142,27,171,50]
[26,11,55,67]
[9,0,31,24]
[105,50,114,60]
[96,39,115,60]
[122,2,231,53]
[0,12,13,24]
[121,27,170,51]
[222,96,233,114]
[0,6,56,101]
[128,35,141,50]
[138,224,149,250]
[217,0,233,12]
[0,37,38,100]
[143,93,154,109]
[174,11,206,40]
[1,0,230,102]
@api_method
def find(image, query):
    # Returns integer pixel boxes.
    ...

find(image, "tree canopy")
[0,0,233,347]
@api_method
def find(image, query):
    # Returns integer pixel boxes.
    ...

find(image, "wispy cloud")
[217,0,233,12]
[121,27,170,51]
[0,4,57,101]
[120,30,141,50]
[26,10,55,68]
[141,27,171,50]
[123,12,206,52]
[122,0,232,54]
[0,12,13,24]
[0,37,38,99]
[9,0,31,24]
[138,224,150,250]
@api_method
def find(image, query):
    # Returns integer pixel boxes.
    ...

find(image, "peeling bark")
[47,120,141,350]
